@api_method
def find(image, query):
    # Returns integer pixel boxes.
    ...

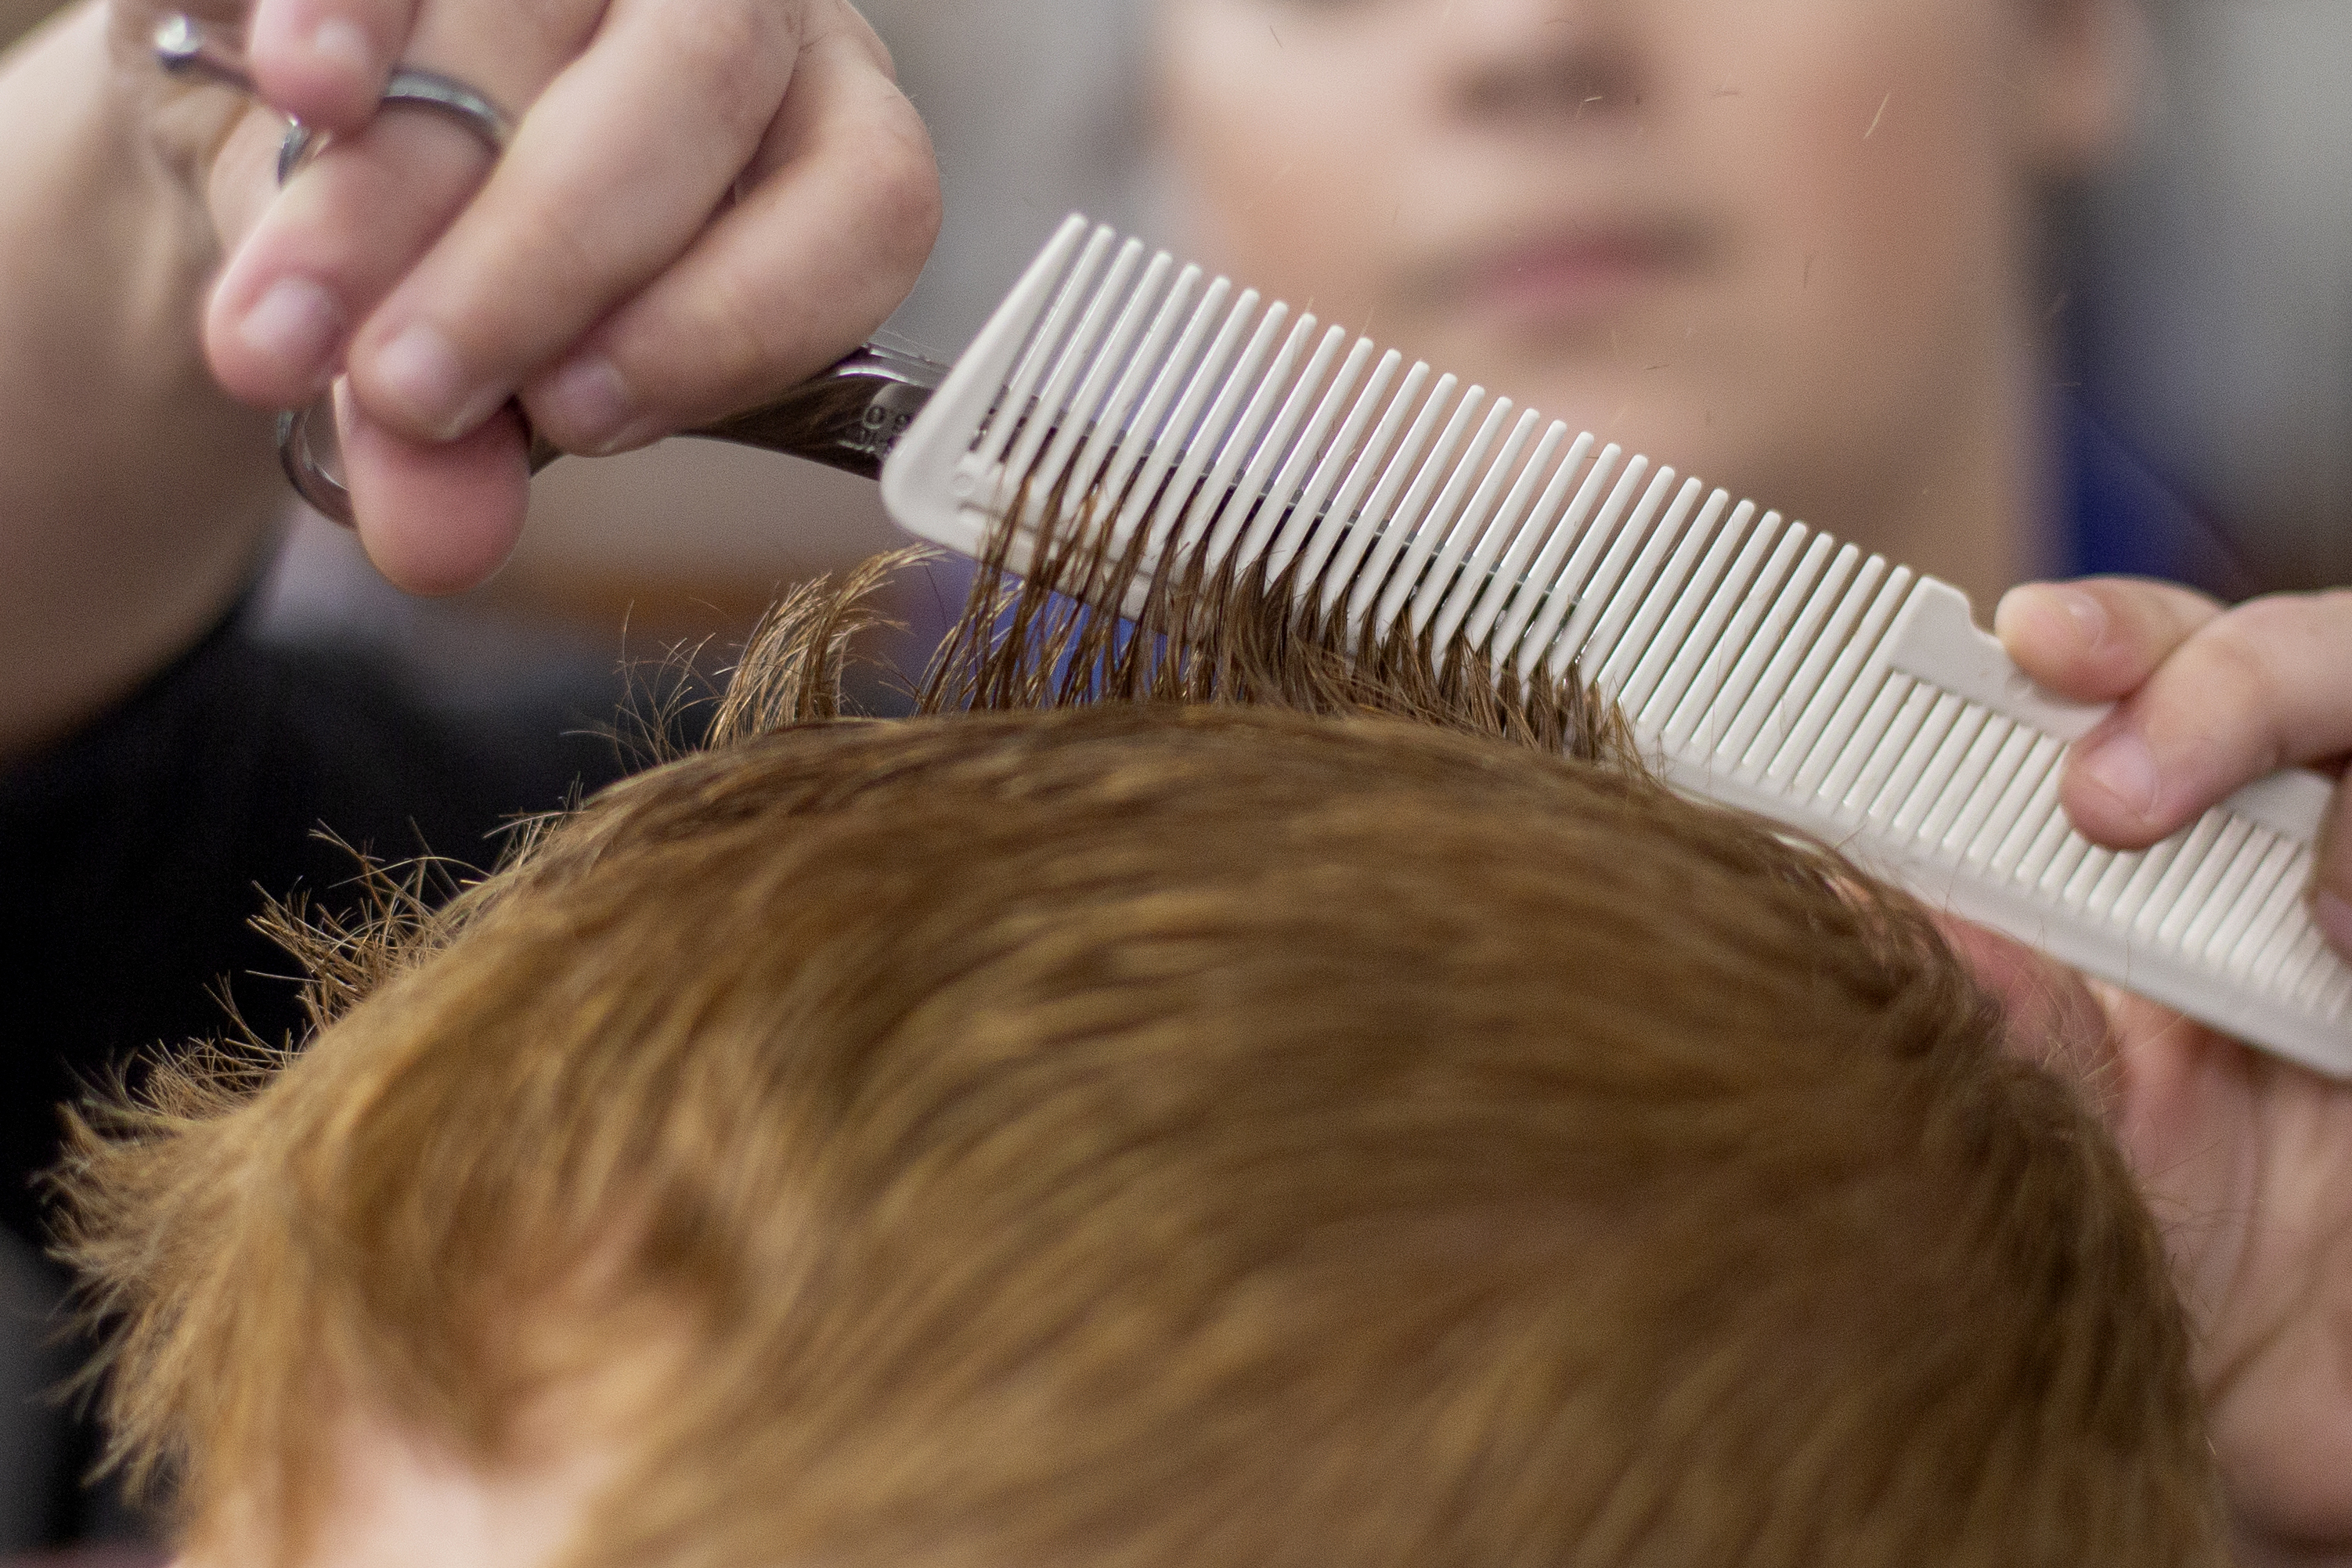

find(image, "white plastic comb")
[882,217,2351,1078]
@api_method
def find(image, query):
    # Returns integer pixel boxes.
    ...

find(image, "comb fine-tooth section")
[882,217,2352,1077]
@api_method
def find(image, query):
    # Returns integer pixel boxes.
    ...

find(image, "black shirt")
[0,606,633,1252]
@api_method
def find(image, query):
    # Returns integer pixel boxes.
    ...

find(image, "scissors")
[153,13,946,525]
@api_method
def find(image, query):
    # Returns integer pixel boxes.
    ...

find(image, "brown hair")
[55,542,2222,1567]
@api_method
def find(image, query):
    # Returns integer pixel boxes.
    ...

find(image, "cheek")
[1717,0,2017,305]
[1154,3,1414,319]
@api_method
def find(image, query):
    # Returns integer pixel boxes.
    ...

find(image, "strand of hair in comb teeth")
[880,216,2350,1079]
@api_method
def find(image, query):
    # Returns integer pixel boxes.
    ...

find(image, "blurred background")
[2073,0,2352,592]
[1,0,2350,1559]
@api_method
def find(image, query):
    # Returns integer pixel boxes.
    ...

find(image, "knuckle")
[2101,578,2212,659]
[529,197,611,283]
[831,92,940,258]
[866,121,943,260]
[2199,618,2282,698]
[2316,587,2352,630]
[2193,613,2297,759]
[661,1,795,145]
[519,0,594,56]
[2215,597,2318,678]
[827,0,899,81]
[2218,592,2304,635]
[703,272,777,384]
[644,258,789,408]
[492,197,618,339]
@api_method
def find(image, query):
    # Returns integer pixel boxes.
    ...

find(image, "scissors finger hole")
[280,387,355,523]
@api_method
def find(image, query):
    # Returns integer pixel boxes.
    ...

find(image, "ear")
[1931,914,2119,1095]
[2097,997,2352,1555]
[2015,0,2151,177]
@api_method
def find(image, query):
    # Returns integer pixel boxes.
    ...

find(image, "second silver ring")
[276,67,513,185]
[272,67,514,521]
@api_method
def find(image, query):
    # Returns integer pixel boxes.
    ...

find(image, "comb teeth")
[882,218,2352,1078]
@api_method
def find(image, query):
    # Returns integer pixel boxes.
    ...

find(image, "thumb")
[341,390,530,593]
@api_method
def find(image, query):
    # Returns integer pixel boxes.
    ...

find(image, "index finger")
[1994,577,2223,703]
[521,12,937,452]
[246,0,415,133]
[345,0,815,445]
[2059,592,2352,847]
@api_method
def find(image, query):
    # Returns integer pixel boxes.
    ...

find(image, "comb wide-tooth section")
[881,217,2352,1077]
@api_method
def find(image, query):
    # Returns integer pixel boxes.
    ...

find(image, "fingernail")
[2054,586,2108,650]
[373,323,500,440]
[2317,891,2352,957]
[537,355,638,454]
[308,17,374,76]
[239,278,342,386]
[2075,730,2160,822]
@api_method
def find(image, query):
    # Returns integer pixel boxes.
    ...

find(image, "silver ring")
[148,16,518,524]
[278,402,348,521]
[278,67,512,184]
[275,68,512,523]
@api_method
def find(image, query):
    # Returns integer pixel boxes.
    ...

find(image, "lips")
[1419,219,1721,331]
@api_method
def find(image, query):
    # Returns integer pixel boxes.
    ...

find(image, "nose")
[1433,0,1648,127]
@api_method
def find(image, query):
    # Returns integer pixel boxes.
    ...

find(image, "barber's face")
[1154,0,2126,541]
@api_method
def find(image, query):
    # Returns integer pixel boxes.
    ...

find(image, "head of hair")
[56,532,2221,1568]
